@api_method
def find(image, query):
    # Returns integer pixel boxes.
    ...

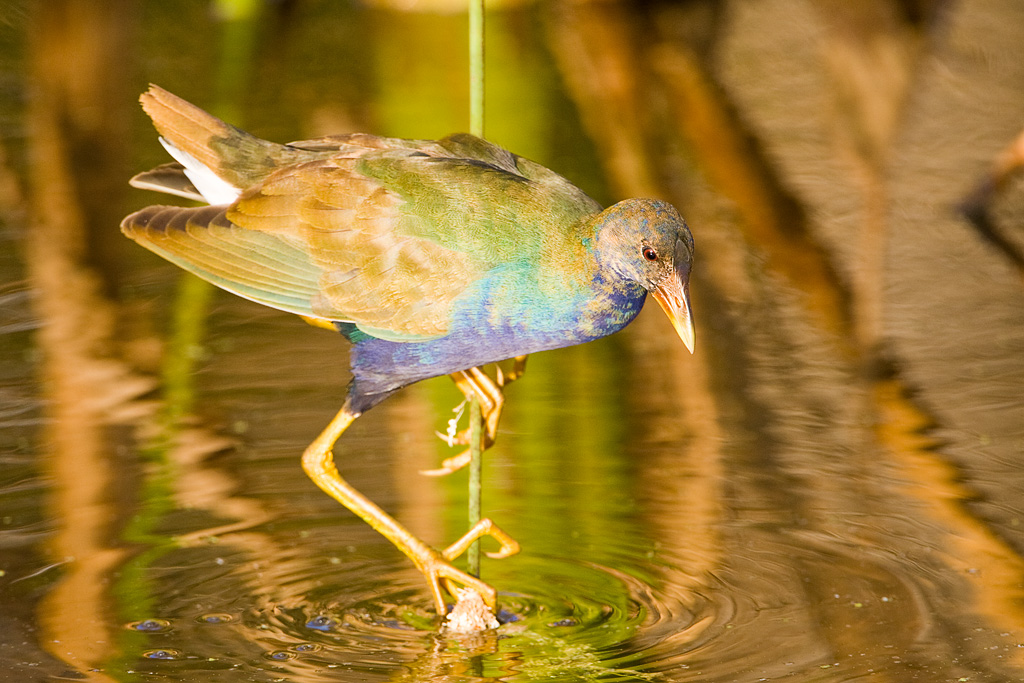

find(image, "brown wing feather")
[120,204,326,316]
[140,85,308,189]
[226,157,482,339]
[123,155,483,340]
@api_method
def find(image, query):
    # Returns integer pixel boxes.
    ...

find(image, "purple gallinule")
[122,85,695,620]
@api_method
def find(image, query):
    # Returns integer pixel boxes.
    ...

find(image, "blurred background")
[1,0,1023,680]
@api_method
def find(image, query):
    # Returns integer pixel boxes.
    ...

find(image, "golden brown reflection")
[875,377,1024,667]
[811,0,928,350]
[21,1,285,675]
[25,2,143,678]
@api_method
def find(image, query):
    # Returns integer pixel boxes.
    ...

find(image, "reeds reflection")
[2,0,1023,681]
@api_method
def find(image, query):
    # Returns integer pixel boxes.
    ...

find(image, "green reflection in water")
[369,7,555,161]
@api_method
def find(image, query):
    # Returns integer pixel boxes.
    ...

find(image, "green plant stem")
[467,0,485,578]
[468,396,483,576]
[469,0,484,138]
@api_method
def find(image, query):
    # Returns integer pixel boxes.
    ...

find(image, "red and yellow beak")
[650,242,695,353]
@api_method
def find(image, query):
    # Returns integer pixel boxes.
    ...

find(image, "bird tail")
[132,85,303,205]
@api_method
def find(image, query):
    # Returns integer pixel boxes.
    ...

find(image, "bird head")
[593,198,695,353]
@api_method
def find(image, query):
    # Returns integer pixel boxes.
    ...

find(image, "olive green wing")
[121,203,326,316]
[122,153,485,341]
[356,134,602,264]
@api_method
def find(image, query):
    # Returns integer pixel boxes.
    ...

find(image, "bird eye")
[642,246,658,262]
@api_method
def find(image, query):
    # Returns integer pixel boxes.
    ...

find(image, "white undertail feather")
[158,137,241,206]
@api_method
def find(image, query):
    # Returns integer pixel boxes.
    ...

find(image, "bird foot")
[418,518,521,618]
[420,552,498,616]
[425,357,529,477]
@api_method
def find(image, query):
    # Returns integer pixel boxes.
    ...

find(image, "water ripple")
[103,498,959,680]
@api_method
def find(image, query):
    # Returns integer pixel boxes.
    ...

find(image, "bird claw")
[433,427,475,448]
[444,586,499,632]
[420,450,472,477]
[434,429,469,448]
[421,554,498,614]
[418,518,521,616]
[424,432,494,476]
[496,355,528,387]
[433,425,493,449]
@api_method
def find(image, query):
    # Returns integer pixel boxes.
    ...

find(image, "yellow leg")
[422,356,529,477]
[301,402,519,616]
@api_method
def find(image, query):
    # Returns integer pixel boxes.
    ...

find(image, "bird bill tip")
[675,315,695,354]
[651,282,695,354]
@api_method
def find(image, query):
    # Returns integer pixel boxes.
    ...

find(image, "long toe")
[420,555,498,614]
[420,450,472,476]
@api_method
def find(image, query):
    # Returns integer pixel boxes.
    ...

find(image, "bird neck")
[586,209,637,284]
